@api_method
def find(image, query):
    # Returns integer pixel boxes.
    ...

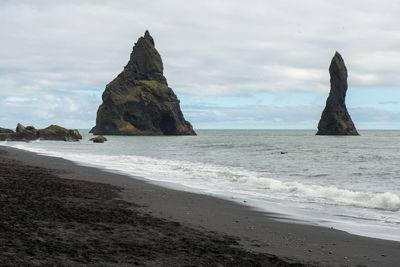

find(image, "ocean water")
[2,130,400,241]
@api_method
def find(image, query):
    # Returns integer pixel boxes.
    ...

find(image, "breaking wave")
[8,143,400,212]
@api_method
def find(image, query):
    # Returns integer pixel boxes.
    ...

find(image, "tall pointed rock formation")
[316,52,359,135]
[91,31,196,135]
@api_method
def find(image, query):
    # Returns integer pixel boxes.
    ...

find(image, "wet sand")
[1,146,399,266]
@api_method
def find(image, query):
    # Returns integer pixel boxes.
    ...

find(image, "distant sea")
[2,130,400,241]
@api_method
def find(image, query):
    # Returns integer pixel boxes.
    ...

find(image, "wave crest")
[5,143,400,212]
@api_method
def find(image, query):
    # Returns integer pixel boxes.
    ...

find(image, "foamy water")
[2,130,400,241]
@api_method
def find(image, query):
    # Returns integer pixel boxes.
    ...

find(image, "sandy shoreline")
[1,146,399,266]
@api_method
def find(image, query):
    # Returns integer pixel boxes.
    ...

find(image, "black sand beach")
[1,146,399,266]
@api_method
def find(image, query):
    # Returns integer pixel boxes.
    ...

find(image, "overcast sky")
[1,0,399,129]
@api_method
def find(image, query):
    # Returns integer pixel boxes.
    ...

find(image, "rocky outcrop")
[0,127,15,141]
[0,124,38,141]
[0,127,15,135]
[90,31,196,136]
[15,123,38,140]
[90,135,107,143]
[38,125,82,141]
[316,52,359,135]
[0,124,82,141]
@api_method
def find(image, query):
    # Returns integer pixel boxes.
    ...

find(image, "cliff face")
[90,31,196,136]
[316,52,359,135]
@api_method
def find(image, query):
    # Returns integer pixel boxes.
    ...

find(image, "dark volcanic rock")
[316,52,359,135]
[90,135,107,143]
[15,123,25,133]
[16,123,38,140]
[0,123,38,141]
[90,30,196,136]
[38,125,82,141]
[0,127,14,134]
[0,124,82,141]
[0,128,15,141]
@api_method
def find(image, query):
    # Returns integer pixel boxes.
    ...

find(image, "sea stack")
[90,31,196,136]
[316,52,359,135]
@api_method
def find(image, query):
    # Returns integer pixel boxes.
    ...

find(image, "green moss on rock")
[91,31,195,136]
[38,125,82,141]
[0,124,82,142]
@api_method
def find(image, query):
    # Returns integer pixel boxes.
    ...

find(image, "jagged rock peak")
[331,51,347,81]
[91,31,196,136]
[123,30,166,84]
[316,52,359,135]
[144,30,154,46]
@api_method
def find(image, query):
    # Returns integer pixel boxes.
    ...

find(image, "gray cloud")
[0,0,399,128]
[183,102,322,129]
[0,90,99,129]
[182,103,400,130]
[350,107,400,128]
[379,101,400,105]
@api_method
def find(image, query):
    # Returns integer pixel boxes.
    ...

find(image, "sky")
[0,0,399,130]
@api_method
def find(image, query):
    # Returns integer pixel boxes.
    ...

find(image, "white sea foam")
[8,143,400,212]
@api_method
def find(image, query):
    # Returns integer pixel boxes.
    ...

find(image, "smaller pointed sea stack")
[91,31,196,136]
[316,52,359,135]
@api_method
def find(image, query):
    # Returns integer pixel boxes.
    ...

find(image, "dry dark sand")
[1,146,399,266]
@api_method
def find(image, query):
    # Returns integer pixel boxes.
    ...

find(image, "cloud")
[350,107,400,129]
[0,90,100,129]
[183,102,320,129]
[182,102,400,130]
[0,0,399,128]
[380,101,400,105]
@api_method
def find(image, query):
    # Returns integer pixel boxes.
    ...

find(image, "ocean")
[2,130,400,241]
